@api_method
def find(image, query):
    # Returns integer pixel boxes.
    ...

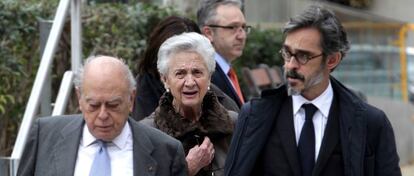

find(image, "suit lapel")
[212,64,242,106]
[313,96,340,175]
[277,97,301,176]
[53,116,83,176]
[130,120,157,176]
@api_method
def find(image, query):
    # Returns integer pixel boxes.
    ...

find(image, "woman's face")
[163,51,211,110]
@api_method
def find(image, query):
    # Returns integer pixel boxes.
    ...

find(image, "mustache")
[285,70,305,81]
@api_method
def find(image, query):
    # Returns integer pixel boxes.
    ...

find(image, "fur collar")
[153,91,234,138]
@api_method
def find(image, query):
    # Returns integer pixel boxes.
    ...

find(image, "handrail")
[11,0,82,175]
[52,71,74,116]
[11,0,71,160]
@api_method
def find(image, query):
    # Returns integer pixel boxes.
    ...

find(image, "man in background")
[197,0,250,107]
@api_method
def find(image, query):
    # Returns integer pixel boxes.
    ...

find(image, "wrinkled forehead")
[84,93,124,103]
[167,52,207,70]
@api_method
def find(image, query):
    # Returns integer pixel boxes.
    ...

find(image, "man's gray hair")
[157,32,216,76]
[197,0,242,28]
[282,5,350,59]
[73,55,136,93]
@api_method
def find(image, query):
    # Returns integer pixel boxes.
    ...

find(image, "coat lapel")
[53,116,83,176]
[313,96,340,175]
[130,120,157,176]
[277,97,301,176]
[331,77,367,176]
[225,88,285,175]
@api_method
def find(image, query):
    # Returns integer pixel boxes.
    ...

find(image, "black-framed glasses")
[207,24,252,34]
[279,48,323,65]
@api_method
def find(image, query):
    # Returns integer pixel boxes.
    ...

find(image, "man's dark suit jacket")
[17,115,187,176]
[225,77,401,176]
[212,63,243,108]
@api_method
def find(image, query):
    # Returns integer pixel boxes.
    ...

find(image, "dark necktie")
[298,103,318,176]
[90,140,111,176]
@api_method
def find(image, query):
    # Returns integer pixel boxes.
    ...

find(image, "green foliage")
[82,3,177,71]
[235,27,284,69]
[232,27,284,98]
[0,0,284,156]
[0,0,176,156]
[0,0,58,156]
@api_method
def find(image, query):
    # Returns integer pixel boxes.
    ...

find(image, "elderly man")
[197,0,250,107]
[225,5,401,176]
[17,56,187,176]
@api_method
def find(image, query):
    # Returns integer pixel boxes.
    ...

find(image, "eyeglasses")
[279,48,323,65]
[207,24,252,34]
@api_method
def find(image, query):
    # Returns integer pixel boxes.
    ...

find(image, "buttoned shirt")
[292,81,333,161]
[74,122,133,176]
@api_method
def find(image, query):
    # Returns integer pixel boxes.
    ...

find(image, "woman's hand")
[186,137,215,176]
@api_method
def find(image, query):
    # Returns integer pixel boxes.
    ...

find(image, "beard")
[284,67,324,96]
[284,69,304,96]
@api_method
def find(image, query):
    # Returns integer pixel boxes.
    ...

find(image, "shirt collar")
[81,121,132,149]
[215,53,231,74]
[112,121,132,149]
[81,124,96,147]
[292,81,333,118]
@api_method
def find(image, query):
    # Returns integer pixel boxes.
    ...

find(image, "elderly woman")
[132,16,239,121]
[141,32,237,176]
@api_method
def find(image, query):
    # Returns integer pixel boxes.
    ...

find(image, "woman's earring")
[166,88,170,92]
[207,86,210,90]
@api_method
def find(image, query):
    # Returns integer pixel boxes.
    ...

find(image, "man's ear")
[326,52,341,70]
[129,89,136,112]
[75,87,83,111]
[201,26,214,42]
[131,90,136,102]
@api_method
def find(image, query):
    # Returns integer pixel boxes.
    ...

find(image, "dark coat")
[17,115,187,176]
[225,77,401,176]
[132,73,239,121]
[141,91,238,176]
[212,63,243,108]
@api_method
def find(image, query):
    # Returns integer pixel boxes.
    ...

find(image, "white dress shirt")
[74,122,133,176]
[292,81,333,161]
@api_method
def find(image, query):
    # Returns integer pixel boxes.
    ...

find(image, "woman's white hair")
[157,32,216,76]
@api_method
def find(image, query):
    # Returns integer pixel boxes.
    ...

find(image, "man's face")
[77,58,134,141]
[282,28,331,100]
[204,5,247,62]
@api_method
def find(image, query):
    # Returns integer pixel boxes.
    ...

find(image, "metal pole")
[398,24,414,102]
[71,0,82,72]
[38,19,53,117]
[11,0,71,164]
[52,71,74,116]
